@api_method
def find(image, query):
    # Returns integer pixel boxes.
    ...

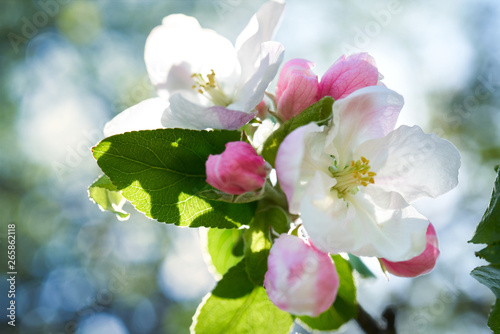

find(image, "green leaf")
[92,129,256,228]
[205,228,244,278]
[198,187,266,203]
[192,261,294,334]
[348,253,376,278]
[232,234,245,257]
[265,205,290,234]
[470,168,500,244]
[471,265,500,299]
[476,244,500,265]
[88,174,130,220]
[244,205,290,285]
[488,299,500,333]
[244,210,271,286]
[298,255,357,331]
[470,167,500,332]
[262,97,334,167]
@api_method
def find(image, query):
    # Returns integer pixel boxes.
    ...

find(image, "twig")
[355,304,397,334]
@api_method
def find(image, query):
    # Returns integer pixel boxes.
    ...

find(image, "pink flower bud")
[275,59,319,121]
[380,223,440,277]
[318,53,379,100]
[205,142,269,195]
[264,234,339,317]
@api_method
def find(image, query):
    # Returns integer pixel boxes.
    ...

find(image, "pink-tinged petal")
[318,53,379,100]
[145,14,238,99]
[380,223,440,277]
[256,100,269,119]
[230,41,285,113]
[275,122,330,214]
[275,59,319,121]
[163,94,256,130]
[235,0,285,84]
[300,172,429,261]
[214,106,257,130]
[206,142,270,195]
[330,86,403,162]
[264,234,339,317]
[103,98,167,137]
[355,125,461,204]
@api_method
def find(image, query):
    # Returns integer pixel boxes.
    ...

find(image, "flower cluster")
[91,0,461,328]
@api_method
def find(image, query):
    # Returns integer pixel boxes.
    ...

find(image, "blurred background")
[0,0,499,333]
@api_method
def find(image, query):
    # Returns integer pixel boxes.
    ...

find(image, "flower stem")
[263,180,288,209]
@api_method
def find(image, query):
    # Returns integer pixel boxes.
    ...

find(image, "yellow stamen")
[329,156,376,198]
[191,69,232,106]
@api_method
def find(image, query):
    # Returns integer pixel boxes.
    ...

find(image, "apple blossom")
[275,53,379,120]
[104,0,285,137]
[206,142,270,195]
[380,223,440,277]
[275,85,460,262]
[264,234,339,317]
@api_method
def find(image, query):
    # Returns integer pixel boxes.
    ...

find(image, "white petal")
[145,14,239,99]
[235,0,285,84]
[230,41,285,113]
[350,193,428,261]
[162,94,255,130]
[300,172,429,261]
[103,98,167,137]
[275,123,331,214]
[299,172,354,250]
[362,186,410,210]
[252,118,279,154]
[330,86,403,165]
[356,125,461,204]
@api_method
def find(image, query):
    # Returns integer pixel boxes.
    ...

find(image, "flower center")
[191,69,232,106]
[329,156,376,198]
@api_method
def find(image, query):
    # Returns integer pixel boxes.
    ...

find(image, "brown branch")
[355,304,397,334]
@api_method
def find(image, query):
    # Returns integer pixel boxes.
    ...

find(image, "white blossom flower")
[275,86,460,261]
[104,0,285,136]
